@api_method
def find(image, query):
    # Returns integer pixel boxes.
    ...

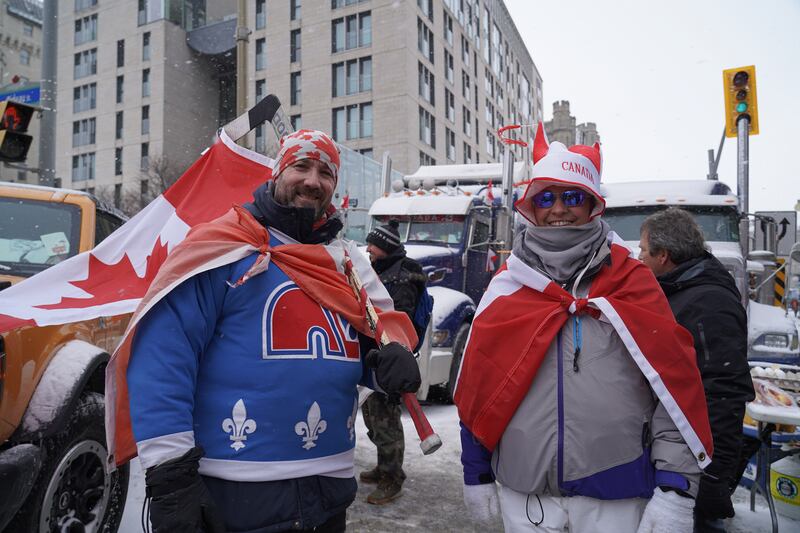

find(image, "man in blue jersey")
[127,130,421,533]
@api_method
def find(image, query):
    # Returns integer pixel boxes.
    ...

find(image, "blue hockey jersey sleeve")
[127,267,227,468]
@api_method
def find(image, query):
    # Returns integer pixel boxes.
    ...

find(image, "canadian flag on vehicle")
[0,130,274,335]
[486,180,495,202]
[485,248,499,272]
[340,193,350,209]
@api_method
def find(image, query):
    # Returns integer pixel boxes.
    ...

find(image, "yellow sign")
[723,65,759,138]
[775,258,786,306]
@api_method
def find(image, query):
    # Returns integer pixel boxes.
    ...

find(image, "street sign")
[755,211,798,257]
[0,85,40,105]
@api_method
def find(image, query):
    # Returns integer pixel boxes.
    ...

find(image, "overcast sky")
[504,0,799,215]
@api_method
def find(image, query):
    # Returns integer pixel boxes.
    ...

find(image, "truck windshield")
[0,197,81,277]
[603,206,740,242]
[372,215,465,246]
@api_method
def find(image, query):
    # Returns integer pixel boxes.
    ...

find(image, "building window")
[141,142,149,171]
[255,125,266,153]
[290,0,301,20]
[255,38,266,70]
[419,106,435,148]
[75,0,98,11]
[417,0,432,20]
[117,39,125,67]
[443,11,453,46]
[462,106,471,137]
[486,130,495,159]
[255,0,266,29]
[142,68,150,97]
[485,98,494,126]
[141,105,150,134]
[74,14,97,45]
[463,142,472,164]
[332,11,371,53]
[255,79,266,102]
[115,148,123,176]
[291,115,302,130]
[73,83,97,113]
[332,56,371,97]
[23,22,33,36]
[417,18,433,63]
[72,118,96,147]
[331,0,367,7]
[290,72,301,105]
[140,178,149,201]
[116,75,124,103]
[332,102,372,141]
[74,49,97,79]
[446,128,456,161]
[444,50,453,84]
[419,150,435,166]
[143,32,151,61]
[462,70,470,102]
[445,88,455,122]
[290,29,301,63]
[72,153,96,181]
[418,62,435,106]
[359,148,374,159]
[115,111,123,139]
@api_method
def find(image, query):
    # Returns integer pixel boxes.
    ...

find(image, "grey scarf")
[512,219,611,284]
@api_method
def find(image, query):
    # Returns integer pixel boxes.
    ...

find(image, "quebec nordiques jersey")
[127,231,373,482]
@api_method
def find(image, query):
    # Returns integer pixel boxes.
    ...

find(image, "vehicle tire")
[8,391,130,533]
[446,323,471,403]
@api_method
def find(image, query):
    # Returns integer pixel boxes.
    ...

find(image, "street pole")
[235,0,249,119]
[39,0,57,187]
[737,117,750,257]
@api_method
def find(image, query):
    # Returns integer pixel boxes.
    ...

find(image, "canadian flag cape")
[454,240,713,469]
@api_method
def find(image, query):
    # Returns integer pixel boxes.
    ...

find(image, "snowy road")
[118,404,798,532]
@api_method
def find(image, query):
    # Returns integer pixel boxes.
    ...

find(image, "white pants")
[498,484,648,533]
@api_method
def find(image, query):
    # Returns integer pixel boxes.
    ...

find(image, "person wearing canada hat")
[454,123,712,533]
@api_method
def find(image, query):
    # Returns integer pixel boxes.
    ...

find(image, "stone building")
[544,100,600,147]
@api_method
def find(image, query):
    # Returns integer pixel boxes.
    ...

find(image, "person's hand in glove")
[637,488,694,533]
[694,473,735,521]
[463,483,500,523]
[145,446,225,533]
[365,342,421,397]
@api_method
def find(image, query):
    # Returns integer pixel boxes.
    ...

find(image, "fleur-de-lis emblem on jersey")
[222,399,257,451]
[295,401,327,450]
[346,397,358,442]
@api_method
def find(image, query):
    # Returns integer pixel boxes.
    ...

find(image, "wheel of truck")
[447,324,471,403]
[8,391,129,533]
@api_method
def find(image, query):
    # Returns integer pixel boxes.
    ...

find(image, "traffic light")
[0,100,35,162]
[723,65,759,138]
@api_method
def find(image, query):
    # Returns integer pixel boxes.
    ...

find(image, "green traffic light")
[736,102,748,113]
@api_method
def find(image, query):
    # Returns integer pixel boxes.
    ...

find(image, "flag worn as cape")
[454,241,713,468]
[0,130,271,334]
[106,205,417,467]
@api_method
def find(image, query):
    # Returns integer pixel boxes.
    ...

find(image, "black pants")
[283,511,346,533]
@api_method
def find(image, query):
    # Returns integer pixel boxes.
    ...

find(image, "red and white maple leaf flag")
[0,130,274,335]
[340,192,350,209]
[486,179,495,202]
[485,248,498,272]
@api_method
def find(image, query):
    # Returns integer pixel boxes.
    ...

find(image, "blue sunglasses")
[532,189,588,208]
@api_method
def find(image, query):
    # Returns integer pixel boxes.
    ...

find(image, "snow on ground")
[119,404,798,532]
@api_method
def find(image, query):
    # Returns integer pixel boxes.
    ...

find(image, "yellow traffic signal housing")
[723,65,759,138]
[0,100,36,162]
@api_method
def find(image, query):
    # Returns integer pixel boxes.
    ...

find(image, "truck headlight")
[431,330,449,347]
[763,334,789,349]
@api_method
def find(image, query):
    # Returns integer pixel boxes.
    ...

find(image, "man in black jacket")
[640,207,755,533]
[360,220,428,505]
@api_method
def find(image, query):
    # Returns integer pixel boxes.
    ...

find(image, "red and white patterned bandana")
[273,129,340,183]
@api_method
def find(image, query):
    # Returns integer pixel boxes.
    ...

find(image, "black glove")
[694,474,735,521]
[365,342,421,397]
[145,447,226,533]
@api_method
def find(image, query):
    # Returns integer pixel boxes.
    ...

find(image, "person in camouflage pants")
[361,220,427,505]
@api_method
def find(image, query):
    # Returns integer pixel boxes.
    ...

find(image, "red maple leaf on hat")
[36,238,169,310]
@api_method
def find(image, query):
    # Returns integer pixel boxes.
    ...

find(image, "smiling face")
[272,159,337,220]
[532,185,594,227]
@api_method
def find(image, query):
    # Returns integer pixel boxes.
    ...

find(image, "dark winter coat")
[373,247,427,325]
[657,252,755,485]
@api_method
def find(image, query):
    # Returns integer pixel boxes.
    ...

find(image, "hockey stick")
[222,94,292,142]
[342,253,443,456]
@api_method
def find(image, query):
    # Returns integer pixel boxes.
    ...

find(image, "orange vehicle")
[0,182,130,531]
